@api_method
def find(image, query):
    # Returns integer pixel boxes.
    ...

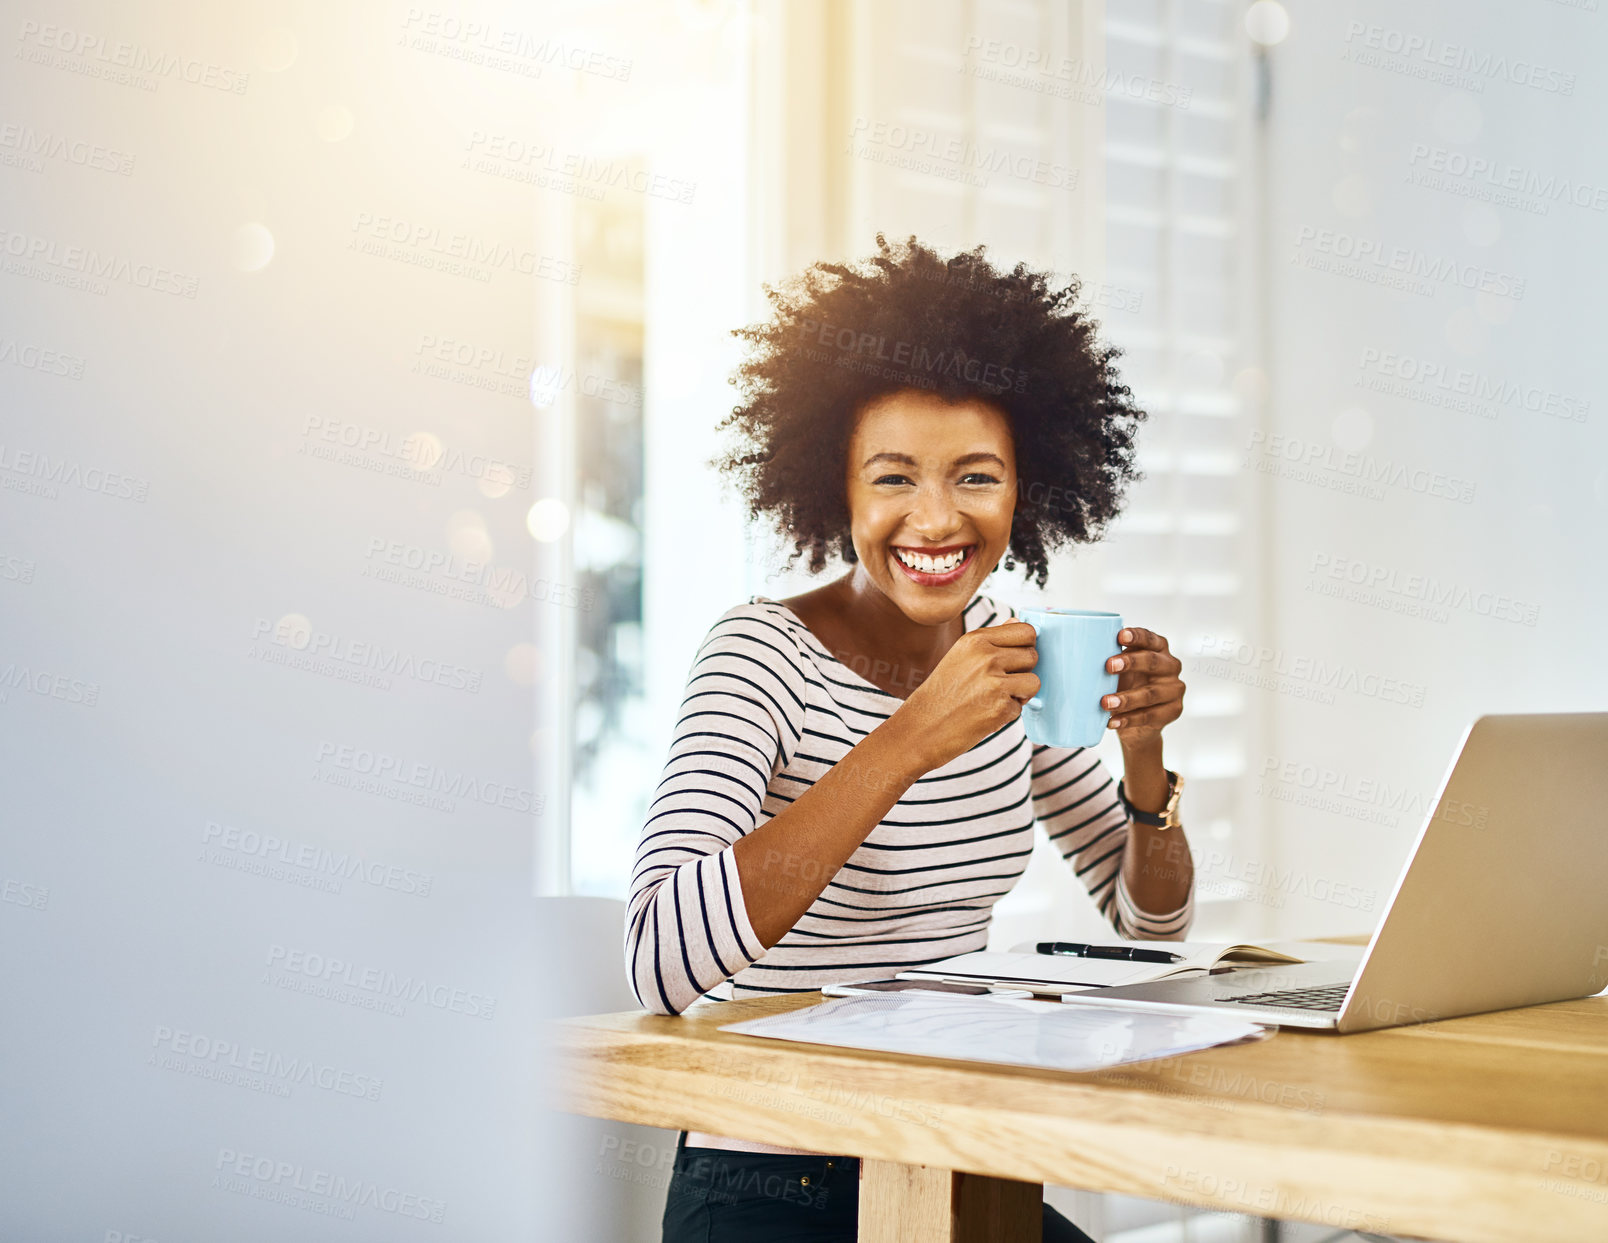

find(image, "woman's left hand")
[1103,627,1185,746]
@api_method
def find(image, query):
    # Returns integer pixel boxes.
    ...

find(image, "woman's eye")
[960,473,1001,486]
[873,474,912,486]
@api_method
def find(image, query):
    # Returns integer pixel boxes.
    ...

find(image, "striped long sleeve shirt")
[626,594,1193,1016]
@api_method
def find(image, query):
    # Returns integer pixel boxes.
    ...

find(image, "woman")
[627,237,1192,1242]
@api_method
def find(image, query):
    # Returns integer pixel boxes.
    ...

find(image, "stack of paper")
[720,992,1268,1073]
[896,951,1182,994]
[894,939,1369,996]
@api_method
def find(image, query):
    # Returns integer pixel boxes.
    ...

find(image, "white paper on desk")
[898,951,1179,991]
[719,993,1267,1073]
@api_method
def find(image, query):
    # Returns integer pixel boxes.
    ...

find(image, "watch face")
[1162,771,1183,825]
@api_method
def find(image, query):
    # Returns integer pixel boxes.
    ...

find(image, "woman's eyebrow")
[861,451,1007,469]
[862,452,917,468]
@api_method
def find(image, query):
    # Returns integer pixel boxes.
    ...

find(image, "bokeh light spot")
[232,223,275,273]
[527,498,570,542]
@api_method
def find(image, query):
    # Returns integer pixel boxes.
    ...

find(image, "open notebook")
[895,940,1355,996]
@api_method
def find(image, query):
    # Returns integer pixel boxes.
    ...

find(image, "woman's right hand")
[893,621,1040,772]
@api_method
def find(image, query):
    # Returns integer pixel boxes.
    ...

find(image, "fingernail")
[1111,657,1125,671]
[1103,696,1120,709]
[1108,718,1122,729]
[1120,630,1132,642]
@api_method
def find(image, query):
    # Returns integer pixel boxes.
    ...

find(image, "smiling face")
[844,389,1018,627]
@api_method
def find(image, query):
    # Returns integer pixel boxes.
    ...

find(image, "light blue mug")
[1020,609,1124,750]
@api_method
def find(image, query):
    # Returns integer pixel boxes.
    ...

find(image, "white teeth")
[896,548,968,574]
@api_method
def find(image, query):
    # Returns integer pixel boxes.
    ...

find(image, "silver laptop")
[1073,713,1608,1033]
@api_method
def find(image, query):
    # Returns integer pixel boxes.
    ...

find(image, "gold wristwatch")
[1118,769,1183,829]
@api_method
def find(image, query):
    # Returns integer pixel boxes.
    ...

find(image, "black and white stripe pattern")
[626,595,1193,1016]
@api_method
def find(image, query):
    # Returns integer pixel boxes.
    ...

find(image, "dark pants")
[662,1133,1094,1243]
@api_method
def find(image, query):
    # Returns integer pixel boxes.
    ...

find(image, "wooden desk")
[553,988,1608,1243]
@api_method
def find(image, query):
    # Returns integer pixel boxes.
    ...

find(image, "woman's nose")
[907,484,961,539]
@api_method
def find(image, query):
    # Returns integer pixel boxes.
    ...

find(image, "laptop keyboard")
[1222,983,1350,1012]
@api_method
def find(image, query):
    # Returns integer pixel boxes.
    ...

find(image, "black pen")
[1035,941,1182,964]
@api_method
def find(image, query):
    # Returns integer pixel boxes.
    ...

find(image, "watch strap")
[1119,770,1182,828]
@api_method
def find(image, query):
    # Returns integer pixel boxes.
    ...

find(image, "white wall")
[1242,0,1608,937]
[1,2,572,1236]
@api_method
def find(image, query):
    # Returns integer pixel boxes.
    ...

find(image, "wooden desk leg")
[858,1159,1042,1243]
